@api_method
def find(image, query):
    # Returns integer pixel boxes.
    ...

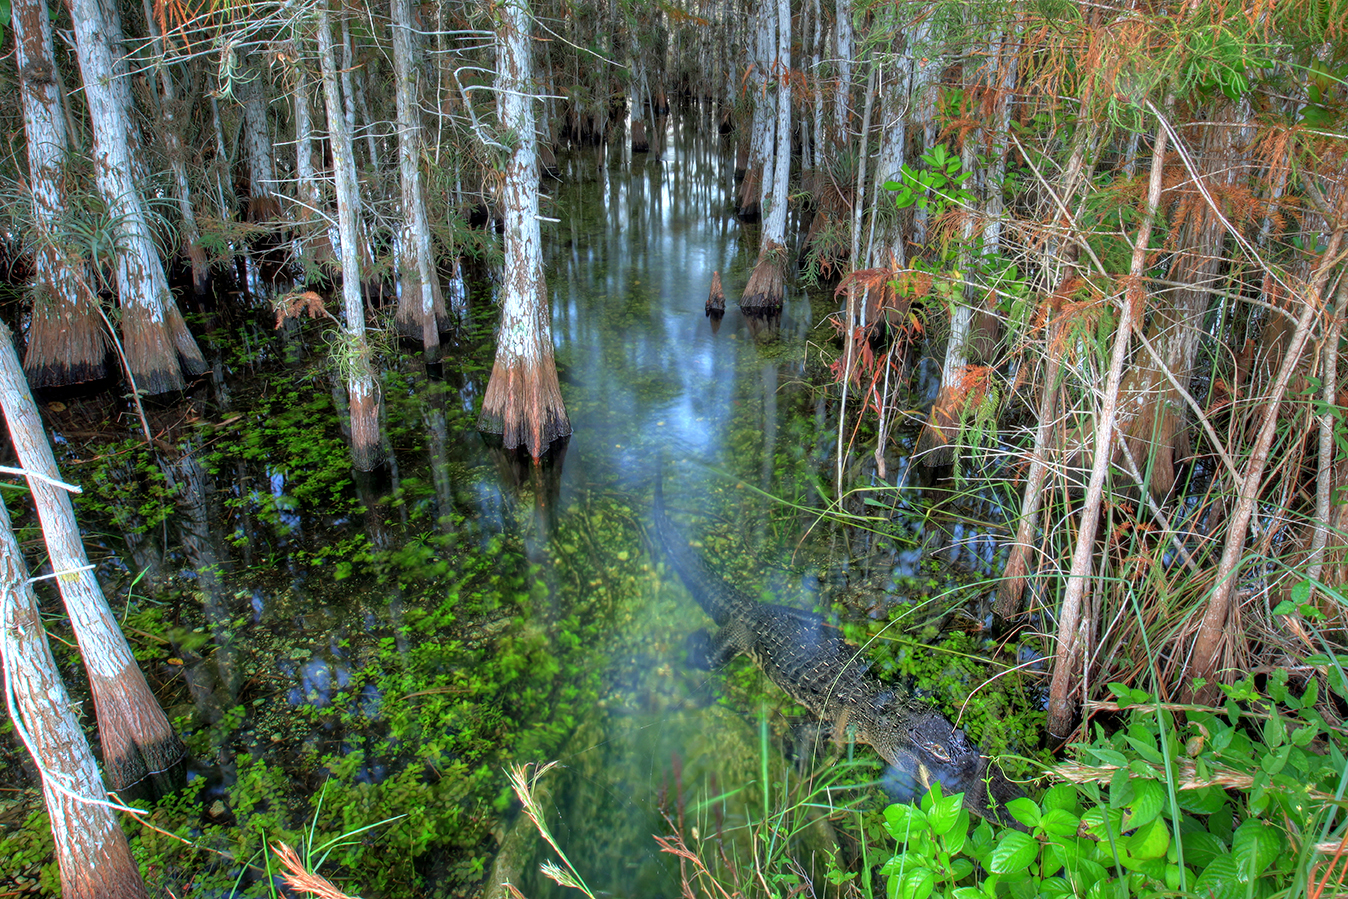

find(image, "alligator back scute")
[653,484,1027,827]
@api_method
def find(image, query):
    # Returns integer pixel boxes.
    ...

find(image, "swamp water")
[10,112,1034,898]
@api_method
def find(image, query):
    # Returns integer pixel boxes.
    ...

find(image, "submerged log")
[706,270,725,315]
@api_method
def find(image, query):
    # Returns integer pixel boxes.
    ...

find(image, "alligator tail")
[653,467,742,627]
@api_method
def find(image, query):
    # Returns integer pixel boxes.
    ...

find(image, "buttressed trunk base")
[478,352,570,460]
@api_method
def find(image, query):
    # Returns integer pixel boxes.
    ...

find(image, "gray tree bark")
[1,320,185,791]
[477,0,571,458]
[1,494,148,899]
[318,2,383,471]
[68,0,205,394]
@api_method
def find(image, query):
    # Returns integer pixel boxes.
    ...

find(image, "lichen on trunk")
[477,0,570,459]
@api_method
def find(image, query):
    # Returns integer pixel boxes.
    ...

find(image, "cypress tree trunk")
[738,0,773,220]
[391,0,448,355]
[477,0,571,459]
[832,0,853,149]
[241,66,282,224]
[317,2,383,471]
[1115,103,1241,497]
[288,58,329,277]
[0,496,148,899]
[0,321,185,792]
[741,0,790,311]
[139,0,209,302]
[1046,120,1167,740]
[68,0,205,394]
[14,0,109,387]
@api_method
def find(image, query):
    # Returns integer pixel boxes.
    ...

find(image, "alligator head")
[867,699,1026,828]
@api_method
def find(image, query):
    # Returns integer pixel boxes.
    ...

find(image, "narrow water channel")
[31,107,1027,899]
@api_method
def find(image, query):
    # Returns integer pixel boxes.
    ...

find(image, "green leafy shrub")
[882,677,1347,899]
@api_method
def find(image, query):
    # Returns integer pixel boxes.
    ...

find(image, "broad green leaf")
[1195,855,1243,899]
[1124,734,1165,765]
[1109,768,1132,808]
[1261,744,1291,775]
[885,804,930,840]
[1041,808,1081,837]
[1126,817,1171,860]
[1007,797,1042,828]
[953,889,985,899]
[1181,830,1230,870]
[929,791,963,836]
[945,811,971,855]
[1041,784,1080,814]
[1263,712,1286,748]
[1081,807,1126,842]
[989,830,1038,874]
[1177,785,1227,815]
[1125,779,1165,828]
[880,853,923,876]
[888,866,934,899]
[1039,876,1074,899]
[1091,748,1129,768]
[1065,857,1109,893]
[1232,820,1284,880]
[1292,723,1317,747]
[950,858,975,880]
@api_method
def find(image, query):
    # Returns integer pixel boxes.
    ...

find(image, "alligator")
[653,483,1026,826]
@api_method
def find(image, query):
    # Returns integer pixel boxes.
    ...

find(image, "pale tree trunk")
[288,57,328,276]
[318,2,383,471]
[68,0,205,395]
[738,0,774,221]
[1185,227,1345,704]
[1,497,148,899]
[95,0,145,181]
[477,0,571,459]
[1,321,185,791]
[15,0,108,387]
[869,61,908,268]
[800,0,824,195]
[850,63,875,266]
[1115,104,1245,497]
[391,0,447,357]
[740,0,790,311]
[761,0,790,251]
[832,0,852,150]
[241,64,281,223]
[915,36,1012,467]
[1046,121,1168,740]
[139,0,208,302]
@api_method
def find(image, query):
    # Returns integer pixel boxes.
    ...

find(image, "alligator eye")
[921,741,951,763]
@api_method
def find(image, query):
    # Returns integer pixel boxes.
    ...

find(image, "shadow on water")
[23,104,1034,898]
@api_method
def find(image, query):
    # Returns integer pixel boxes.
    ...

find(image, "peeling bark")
[1,496,148,899]
[15,0,108,387]
[478,0,571,459]
[68,0,205,394]
[391,0,448,355]
[317,2,384,472]
[0,320,185,789]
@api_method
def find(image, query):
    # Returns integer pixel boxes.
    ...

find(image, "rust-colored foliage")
[274,290,334,329]
[273,843,356,899]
